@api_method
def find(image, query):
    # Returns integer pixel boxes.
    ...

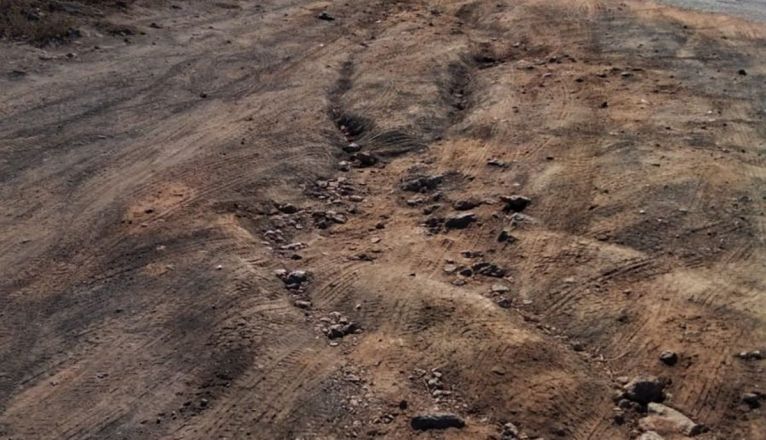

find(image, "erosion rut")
[0,0,764,439]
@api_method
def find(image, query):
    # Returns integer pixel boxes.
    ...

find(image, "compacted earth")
[0,0,764,439]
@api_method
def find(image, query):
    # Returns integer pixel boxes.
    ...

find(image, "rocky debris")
[444,212,477,229]
[401,175,443,193]
[638,403,704,436]
[659,351,678,366]
[622,376,667,405]
[320,312,360,340]
[308,177,359,199]
[453,198,481,211]
[276,269,309,290]
[473,261,507,278]
[410,413,465,431]
[264,229,287,243]
[736,350,762,360]
[497,229,517,243]
[313,210,348,229]
[638,432,665,440]
[338,160,351,171]
[424,216,444,233]
[317,11,335,21]
[741,391,764,409]
[501,195,532,213]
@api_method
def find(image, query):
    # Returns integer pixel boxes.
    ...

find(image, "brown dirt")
[0,0,764,439]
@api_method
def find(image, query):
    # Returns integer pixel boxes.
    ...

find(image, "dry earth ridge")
[0,0,764,439]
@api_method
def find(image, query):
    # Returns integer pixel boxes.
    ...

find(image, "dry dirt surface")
[1,0,765,439]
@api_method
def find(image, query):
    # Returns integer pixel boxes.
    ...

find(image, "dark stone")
[738,69,747,76]
[473,262,506,278]
[343,142,361,153]
[623,376,667,405]
[445,213,477,229]
[742,392,763,409]
[501,195,532,213]
[401,175,443,192]
[276,202,299,214]
[317,11,335,21]
[453,199,480,211]
[352,152,378,167]
[285,270,308,285]
[327,322,358,339]
[410,413,465,431]
[497,229,517,243]
[659,351,678,366]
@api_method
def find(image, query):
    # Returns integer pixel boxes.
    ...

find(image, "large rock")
[401,175,443,192]
[623,376,667,405]
[501,195,531,213]
[410,413,465,431]
[445,212,477,229]
[638,403,704,436]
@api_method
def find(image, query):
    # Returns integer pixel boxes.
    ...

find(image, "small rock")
[317,11,335,21]
[443,264,459,274]
[738,69,747,76]
[638,432,665,440]
[276,202,299,214]
[737,350,762,360]
[343,142,361,153]
[352,152,377,167]
[294,300,312,309]
[491,284,510,293]
[501,195,532,213]
[497,229,517,243]
[502,422,520,438]
[638,403,704,436]
[742,392,764,409]
[623,376,667,405]
[659,351,678,366]
[285,270,308,285]
[473,262,506,278]
[487,158,509,168]
[497,298,512,308]
[338,161,351,171]
[453,199,480,211]
[326,322,358,339]
[410,413,465,431]
[445,212,477,229]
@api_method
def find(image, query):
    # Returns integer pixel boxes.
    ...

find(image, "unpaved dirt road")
[1,1,765,439]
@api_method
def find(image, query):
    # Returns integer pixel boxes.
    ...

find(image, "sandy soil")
[0,0,764,439]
